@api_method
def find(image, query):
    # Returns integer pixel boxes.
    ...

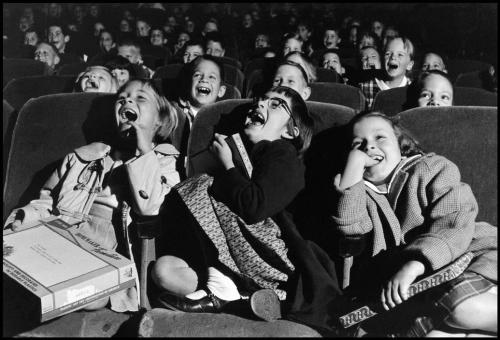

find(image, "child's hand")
[4,210,25,232]
[210,133,234,170]
[381,260,425,310]
[335,149,378,190]
[129,120,156,155]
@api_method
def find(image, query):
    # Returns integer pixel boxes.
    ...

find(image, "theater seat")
[372,86,498,116]
[152,77,241,102]
[57,62,88,76]
[3,75,77,111]
[455,69,496,92]
[446,59,493,83]
[187,99,356,177]
[214,56,243,70]
[316,68,340,83]
[397,106,497,225]
[3,100,16,183]
[153,63,184,80]
[3,58,49,88]
[3,92,117,222]
[309,82,366,112]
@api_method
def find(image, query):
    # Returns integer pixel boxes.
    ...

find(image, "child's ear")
[341,66,345,75]
[64,35,70,43]
[406,60,414,71]
[301,86,311,101]
[217,84,226,98]
[281,126,300,140]
[54,55,61,66]
[111,42,116,48]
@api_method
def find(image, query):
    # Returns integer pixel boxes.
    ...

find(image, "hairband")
[279,60,310,84]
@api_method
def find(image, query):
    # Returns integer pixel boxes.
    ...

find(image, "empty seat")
[397,106,497,225]
[3,75,77,111]
[57,62,88,76]
[3,58,49,88]
[3,93,117,222]
[446,59,493,83]
[373,86,498,116]
[455,69,496,92]
[308,82,366,112]
[187,99,356,177]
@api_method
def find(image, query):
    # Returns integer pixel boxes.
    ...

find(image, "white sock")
[185,267,241,301]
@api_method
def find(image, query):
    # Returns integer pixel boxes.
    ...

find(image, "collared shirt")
[375,76,411,91]
[178,98,199,128]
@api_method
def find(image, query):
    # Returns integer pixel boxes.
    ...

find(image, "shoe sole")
[250,289,281,322]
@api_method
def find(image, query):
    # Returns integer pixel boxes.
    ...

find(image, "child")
[358,36,415,109]
[323,26,342,50]
[332,112,497,336]
[285,51,317,84]
[205,32,226,58]
[421,52,447,73]
[416,70,454,107]
[282,33,303,57]
[75,65,118,93]
[182,40,205,64]
[47,23,82,65]
[106,56,150,88]
[117,39,154,78]
[152,86,340,325]
[359,46,382,70]
[272,60,311,100]
[358,31,380,51]
[34,41,60,75]
[322,49,349,84]
[169,55,227,178]
[4,79,181,312]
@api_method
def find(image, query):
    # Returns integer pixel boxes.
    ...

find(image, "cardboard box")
[3,217,137,322]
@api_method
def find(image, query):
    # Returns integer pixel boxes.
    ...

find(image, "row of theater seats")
[3,56,496,98]
[3,93,497,226]
[2,93,497,311]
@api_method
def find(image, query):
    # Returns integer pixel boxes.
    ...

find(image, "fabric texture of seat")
[56,62,88,76]
[455,70,497,92]
[373,86,498,116]
[187,99,356,177]
[3,92,117,222]
[153,64,184,80]
[315,68,340,83]
[397,106,497,225]
[446,59,493,83]
[3,58,49,88]
[308,82,366,112]
[3,75,77,111]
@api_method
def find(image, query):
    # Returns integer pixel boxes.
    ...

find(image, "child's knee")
[445,293,497,329]
[152,256,188,285]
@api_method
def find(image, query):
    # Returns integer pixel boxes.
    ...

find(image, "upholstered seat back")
[3,93,117,222]
[397,106,497,225]
[309,82,366,112]
[3,58,49,88]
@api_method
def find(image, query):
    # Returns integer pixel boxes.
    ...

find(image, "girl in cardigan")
[332,111,497,336]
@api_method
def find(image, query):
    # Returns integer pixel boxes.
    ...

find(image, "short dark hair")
[117,38,141,50]
[47,22,68,37]
[348,111,424,157]
[267,85,314,157]
[204,32,226,49]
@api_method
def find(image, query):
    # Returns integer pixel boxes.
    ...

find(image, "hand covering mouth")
[245,109,266,126]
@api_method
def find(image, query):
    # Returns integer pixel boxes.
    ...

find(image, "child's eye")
[376,135,386,140]
[419,92,430,99]
[441,95,450,101]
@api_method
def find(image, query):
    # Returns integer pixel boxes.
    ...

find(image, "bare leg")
[151,255,198,296]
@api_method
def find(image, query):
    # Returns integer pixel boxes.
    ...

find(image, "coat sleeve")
[330,180,374,236]
[4,153,75,228]
[125,150,180,216]
[402,156,478,271]
[210,141,304,224]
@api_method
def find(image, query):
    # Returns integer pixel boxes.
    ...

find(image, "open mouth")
[387,63,399,71]
[119,108,138,122]
[245,109,266,126]
[370,154,384,163]
[196,86,211,96]
[85,80,99,90]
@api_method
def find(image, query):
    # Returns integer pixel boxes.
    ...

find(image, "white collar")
[364,154,421,194]
[375,76,410,91]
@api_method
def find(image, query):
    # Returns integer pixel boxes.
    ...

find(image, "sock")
[185,267,240,301]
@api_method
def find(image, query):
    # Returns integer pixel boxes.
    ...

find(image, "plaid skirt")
[434,271,496,314]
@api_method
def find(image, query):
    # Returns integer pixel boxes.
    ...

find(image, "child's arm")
[210,138,305,224]
[381,260,425,310]
[330,148,379,236]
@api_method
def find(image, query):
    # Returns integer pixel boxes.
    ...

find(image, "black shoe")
[250,289,282,322]
[156,290,231,313]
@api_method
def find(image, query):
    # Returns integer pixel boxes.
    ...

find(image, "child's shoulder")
[404,153,460,176]
[73,142,111,162]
